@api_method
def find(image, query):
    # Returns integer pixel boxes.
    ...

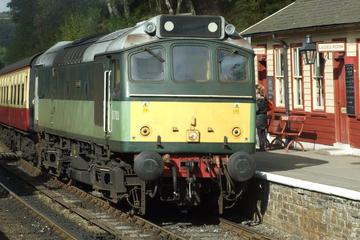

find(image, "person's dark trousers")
[257,128,267,151]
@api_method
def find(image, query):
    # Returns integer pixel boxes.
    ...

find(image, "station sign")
[253,47,266,55]
[317,42,345,52]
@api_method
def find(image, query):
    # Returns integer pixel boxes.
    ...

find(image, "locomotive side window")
[218,49,249,83]
[130,48,164,82]
[112,60,121,99]
[173,45,210,82]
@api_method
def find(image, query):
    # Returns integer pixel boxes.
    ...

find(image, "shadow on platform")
[254,150,328,172]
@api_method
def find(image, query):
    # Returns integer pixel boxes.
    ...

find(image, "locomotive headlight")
[225,24,236,36]
[187,130,200,142]
[140,126,151,136]
[144,22,156,35]
[164,21,175,32]
[232,127,241,137]
[208,22,218,33]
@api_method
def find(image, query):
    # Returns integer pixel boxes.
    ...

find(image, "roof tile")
[241,0,360,36]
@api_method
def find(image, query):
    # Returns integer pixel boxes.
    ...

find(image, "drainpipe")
[272,34,290,116]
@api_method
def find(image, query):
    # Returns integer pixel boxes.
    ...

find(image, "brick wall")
[244,179,360,240]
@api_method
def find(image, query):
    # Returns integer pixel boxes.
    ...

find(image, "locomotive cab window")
[173,45,210,82]
[218,49,249,83]
[130,48,164,82]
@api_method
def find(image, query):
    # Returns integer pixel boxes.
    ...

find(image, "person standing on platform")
[256,84,268,151]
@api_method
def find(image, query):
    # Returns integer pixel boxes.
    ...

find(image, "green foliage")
[0,46,6,69]
[4,0,295,65]
[59,8,101,40]
[103,15,139,32]
[0,18,14,47]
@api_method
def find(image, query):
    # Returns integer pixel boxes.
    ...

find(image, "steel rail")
[62,183,187,240]
[219,218,273,240]
[0,158,186,240]
[0,181,78,240]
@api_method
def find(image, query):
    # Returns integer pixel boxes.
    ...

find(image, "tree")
[59,9,101,40]
[164,0,196,15]
[4,0,295,64]
[0,47,6,69]
[105,0,119,17]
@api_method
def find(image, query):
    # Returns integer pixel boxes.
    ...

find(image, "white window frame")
[312,53,325,110]
[274,48,285,107]
[292,47,303,109]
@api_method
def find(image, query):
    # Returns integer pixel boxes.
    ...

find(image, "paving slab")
[254,149,360,193]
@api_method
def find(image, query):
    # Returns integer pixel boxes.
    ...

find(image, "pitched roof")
[241,0,360,36]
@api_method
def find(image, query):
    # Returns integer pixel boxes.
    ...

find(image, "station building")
[241,0,360,150]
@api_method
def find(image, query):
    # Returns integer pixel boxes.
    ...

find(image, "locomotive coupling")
[227,152,256,182]
[134,152,164,181]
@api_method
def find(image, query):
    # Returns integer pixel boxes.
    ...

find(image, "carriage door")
[104,59,112,135]
[333,52,348,143]
[94,58,112,135]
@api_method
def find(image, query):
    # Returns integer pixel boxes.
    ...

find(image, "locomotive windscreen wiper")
[218,50,240,63]
[144,48,165,63]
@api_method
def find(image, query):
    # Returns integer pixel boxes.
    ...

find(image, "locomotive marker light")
[225,24,236,36]
[232,127,241,137]
[140,126,151,136]
[134,152,164,181]
[144,22,156,35]
[299,35,317,65]
[227,152,256,182]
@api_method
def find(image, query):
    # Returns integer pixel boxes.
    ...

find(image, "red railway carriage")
[0,57,36,132]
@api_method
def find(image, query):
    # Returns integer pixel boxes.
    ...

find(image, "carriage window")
[20,84,24,106]
[131,48,164,81]
[11,85,14,105]
[173,45,210,82]
[218,50,249,82]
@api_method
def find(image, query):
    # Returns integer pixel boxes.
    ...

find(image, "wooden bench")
[282,115,306,151]
[267,115,306,151]
[267,116,286,149]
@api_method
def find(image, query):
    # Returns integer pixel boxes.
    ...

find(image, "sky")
[0,0,10,12]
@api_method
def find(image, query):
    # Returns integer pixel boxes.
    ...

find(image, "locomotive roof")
[35,15,252,67]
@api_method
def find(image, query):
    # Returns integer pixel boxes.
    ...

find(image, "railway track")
[0,152,186,240]
[151,212,275,240]
[219,218,272,240]
[0,178,76,240]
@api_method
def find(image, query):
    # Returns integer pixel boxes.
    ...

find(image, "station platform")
[254,149,360,200]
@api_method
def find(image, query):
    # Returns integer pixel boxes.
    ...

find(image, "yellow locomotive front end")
[130,101,255,147]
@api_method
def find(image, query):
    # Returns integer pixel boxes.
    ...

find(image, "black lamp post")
[300,35,317,65]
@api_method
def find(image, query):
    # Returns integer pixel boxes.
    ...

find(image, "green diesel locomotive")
[0,15,256,215]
